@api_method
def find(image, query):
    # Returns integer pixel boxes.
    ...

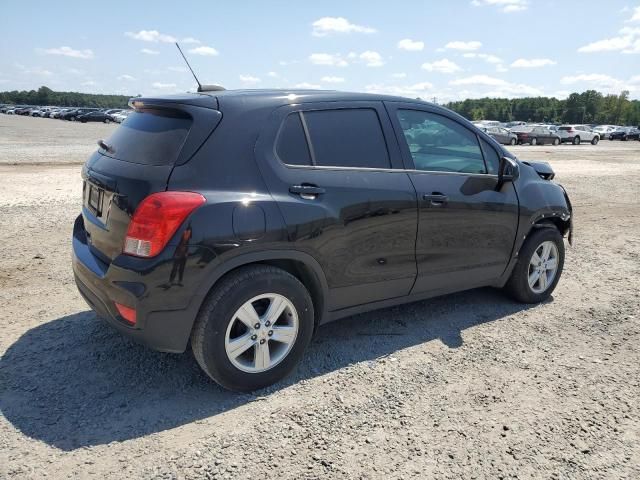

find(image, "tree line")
[0,86,133,109]
[446,90,640,125]
[1,86,639,126]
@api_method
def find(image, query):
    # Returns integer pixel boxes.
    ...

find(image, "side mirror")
[496,156,519,190]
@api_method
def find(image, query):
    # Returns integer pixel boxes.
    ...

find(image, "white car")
[111,110,132,123]
[557,125,600,145]
[593,125,617,140]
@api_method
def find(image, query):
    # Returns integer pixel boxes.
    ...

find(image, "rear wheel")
[572,136,580,145]
[70,117,76,122]
[191,265,315,392]
[622,135,627,141]
[509,138,517,146]
[530,137,537,146]
[504,227,565,303]
[553,138,560,146]
[105,118,111,124]
[591,136,599,145]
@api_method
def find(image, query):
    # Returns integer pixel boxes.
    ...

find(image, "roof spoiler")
[197,84,226,92]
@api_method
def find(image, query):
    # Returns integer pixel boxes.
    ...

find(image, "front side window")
[396,109,486,174]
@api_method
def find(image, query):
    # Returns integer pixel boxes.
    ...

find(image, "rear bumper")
[71,215,198,353]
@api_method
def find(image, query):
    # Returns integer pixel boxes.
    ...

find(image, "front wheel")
[591,137,599,145]
[530,137,537,146]
[510,138,517,146]
[553,138,560,146]
[105,118,111,124]
[191,265,315,392]
[504,227,565,303]
[573,136,580,145]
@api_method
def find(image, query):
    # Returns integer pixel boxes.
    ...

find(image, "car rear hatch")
[81,94,221,263]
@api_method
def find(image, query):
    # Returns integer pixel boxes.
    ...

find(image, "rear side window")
[101,109,191,165]
[276,113,312,166]
[303,109,391,169]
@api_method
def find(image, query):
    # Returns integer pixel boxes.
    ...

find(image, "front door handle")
[289,185,326,200]
[423,193,449,206]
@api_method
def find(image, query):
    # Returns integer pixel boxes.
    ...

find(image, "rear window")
[101,109,191,165]
[559,126,572,131]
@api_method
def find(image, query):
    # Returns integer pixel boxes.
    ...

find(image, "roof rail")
[197,84,226,92]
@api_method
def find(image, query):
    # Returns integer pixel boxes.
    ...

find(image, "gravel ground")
[1,114,639,479]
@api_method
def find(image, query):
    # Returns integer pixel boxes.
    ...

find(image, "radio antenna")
[175,42,202,91]
[175,42,225,93]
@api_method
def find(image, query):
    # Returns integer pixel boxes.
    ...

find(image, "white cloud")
[267,71,278,78]
[463,52,502,64]
[451,75,508,87]
[578,35,633,52]
[181,37,200,44]
[444,40,482,51]
[81,80,96,87]
[39,46,94,59]
[294,82,322,89]
[397,39,424,51]
[471,0,528,13]
[140,48,160,55]
[311,17,376,36]
[422,58,462,74]
[364,81,434,98]
[511,58,557,68]
[627,6,640,22]
[392,72,407,78]
[309,53,348,67]
[117,74,136,81]
[321,76,345,83]
[450,75,543,96]
[239,74,261,85]
[560,73,620,86]
[188,46,219,56]
[559,73,639,95]
[126,30,176,43]
[360,50,385,67]
[152,82,177,89]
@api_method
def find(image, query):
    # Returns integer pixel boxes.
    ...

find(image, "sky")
[2,0,640,101]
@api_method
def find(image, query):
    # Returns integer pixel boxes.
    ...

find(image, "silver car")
[557,125,600,145]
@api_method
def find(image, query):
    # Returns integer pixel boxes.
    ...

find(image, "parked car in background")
[481,126,518,145]
[72,89,573,391]
[557,125,599,145]
[512,126,560,145]
[506,121,527,128]
[77,111,114,123]
[593,125,617,140]
[59,108,99,121]
[609,127,640,141]
[111,110,132,123]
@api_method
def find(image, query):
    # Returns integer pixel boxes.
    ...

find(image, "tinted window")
[303,109,390,168]
[276,113,312,166]
[101,109,191,166]
[480,138,500,174]
[396,110,486,174]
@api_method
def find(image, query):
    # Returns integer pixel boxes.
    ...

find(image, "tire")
[553,138,560,146]
[504,227,565,304]
[509,138,517,146]
[191,265,315,392]
[622,135,627,141]
[572,136,580,145]
[530,137,537,146]
[105,118,111,124]
[591,136,599,145]
[70,117,76,122]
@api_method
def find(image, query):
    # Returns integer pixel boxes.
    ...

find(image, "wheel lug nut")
[254,323,260,329]
[251,334,257,341]
[259,339,266,344]
[265,321,271,327]
[268,330,273,336]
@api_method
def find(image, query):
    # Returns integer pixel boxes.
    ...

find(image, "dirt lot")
[1,114,639,479]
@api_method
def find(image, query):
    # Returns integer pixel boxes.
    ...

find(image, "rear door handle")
[289,185,326,200]
[423,193,449,206]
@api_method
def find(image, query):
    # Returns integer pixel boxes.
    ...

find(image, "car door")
[385,102,519,295]
[255,101,418,311]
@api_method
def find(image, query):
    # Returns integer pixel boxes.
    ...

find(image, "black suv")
[72,90,573,391]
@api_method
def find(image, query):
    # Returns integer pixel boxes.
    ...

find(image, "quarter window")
[276,113,312,166]
[396,110,486,174]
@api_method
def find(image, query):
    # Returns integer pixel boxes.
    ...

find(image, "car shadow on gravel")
[0,287,540,450]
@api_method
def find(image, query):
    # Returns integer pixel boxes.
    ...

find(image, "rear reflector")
[123,191,206,258]
[115,302,137,325]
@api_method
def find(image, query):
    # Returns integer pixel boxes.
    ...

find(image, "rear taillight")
[123,191,205,258]
[115,302,137,325]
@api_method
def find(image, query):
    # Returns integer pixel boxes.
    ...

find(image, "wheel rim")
[528,240,559,294]
[224,293,299,373]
